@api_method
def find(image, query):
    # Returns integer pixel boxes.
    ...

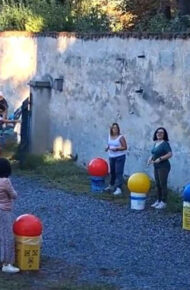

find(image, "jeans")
[154,165,170,202]
[109,155,126,189]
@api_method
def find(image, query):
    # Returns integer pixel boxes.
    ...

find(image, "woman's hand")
[154,158,161,164]
[111,148,118,152]
[147,157,153,166]
[105,146,109,152]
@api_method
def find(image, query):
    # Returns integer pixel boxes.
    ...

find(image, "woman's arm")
[120,136,127,150]
[154,152,172,164]
[5,179,17,199]
[112,136,127,151]
[0,119,21,124]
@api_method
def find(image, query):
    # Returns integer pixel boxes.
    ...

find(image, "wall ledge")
[1,31,190,40]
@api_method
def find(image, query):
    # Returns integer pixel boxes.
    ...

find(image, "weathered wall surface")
[1,32,190,191]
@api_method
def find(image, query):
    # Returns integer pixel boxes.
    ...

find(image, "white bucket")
[130,192,147,210]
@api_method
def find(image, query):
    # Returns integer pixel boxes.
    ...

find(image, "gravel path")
[13,175,190,290]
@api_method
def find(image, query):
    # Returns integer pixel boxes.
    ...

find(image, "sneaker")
[151,200,160,208]
[155,201,167,209]
[113,187,122,195]
[104,185,113,191]
[2,264,20,273]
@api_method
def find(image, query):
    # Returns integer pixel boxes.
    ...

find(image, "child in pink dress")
[0,158,20,273]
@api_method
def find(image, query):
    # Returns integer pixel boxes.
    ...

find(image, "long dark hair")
[153,127,169,141]
[110,123,120,136]
[0,158,12,178]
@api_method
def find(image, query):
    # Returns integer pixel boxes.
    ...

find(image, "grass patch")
[167,189,183,213]
[12,153,130,205]
[147,180,183,213]
[16,153,90,193]
[14,153,182,212]
[1,144,183,212]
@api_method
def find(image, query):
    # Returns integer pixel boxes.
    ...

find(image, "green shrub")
[135,13,169,33]
[0,0,71,32]
[166,15,190,32]
[0,3,30,31]
[75,5,110,32]
[25,15,45,32]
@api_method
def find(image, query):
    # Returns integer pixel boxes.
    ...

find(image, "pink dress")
[0,178,17,264]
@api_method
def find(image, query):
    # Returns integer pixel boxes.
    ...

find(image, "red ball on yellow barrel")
[13,214,43,237]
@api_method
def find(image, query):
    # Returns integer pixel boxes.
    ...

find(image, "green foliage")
[0,0,72,32]
[25,15,45,32]
[0,0,111,32]
[167,189,183,213]
[0,3,30,31]
[166,15,190,32]
[135,12,190,33]
[135,13,170,33]
[75,5,110,32]
[0,0,189,33]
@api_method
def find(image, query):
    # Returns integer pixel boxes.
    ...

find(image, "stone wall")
[1,32,190,191]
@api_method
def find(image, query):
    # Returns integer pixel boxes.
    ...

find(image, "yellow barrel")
[15,235,42,270]
[183,202,190,230]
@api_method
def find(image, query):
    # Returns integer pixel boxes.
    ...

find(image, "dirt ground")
[0,256,116,290]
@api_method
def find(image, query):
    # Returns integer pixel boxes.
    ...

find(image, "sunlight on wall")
[57,36,76,53]
[0,37,37,82]
[63,139,72,158]
[53,136,72,159]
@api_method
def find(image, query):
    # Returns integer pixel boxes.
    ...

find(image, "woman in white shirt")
[105,123,127,195]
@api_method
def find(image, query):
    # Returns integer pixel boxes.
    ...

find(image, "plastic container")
[130,192,147,210]
[13,214,43,270]
[183,201,190,230]
[90,176,105,193]
[15,235,42,270]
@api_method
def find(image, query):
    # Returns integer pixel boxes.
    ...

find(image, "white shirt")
[108,135,126,158]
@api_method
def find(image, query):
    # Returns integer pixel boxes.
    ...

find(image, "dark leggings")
[154,166,170,202]
[109,155,126,189]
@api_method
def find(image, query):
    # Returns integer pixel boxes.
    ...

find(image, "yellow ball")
[127,173,151,193]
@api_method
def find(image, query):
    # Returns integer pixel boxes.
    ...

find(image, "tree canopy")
[0,0,190,33]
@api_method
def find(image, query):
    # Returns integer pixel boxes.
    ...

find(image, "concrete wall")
[1,32,190,191]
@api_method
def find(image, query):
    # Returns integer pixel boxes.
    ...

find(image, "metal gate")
[19,94,32,164]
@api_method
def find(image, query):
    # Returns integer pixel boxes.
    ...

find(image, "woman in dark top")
[147,127,172,209]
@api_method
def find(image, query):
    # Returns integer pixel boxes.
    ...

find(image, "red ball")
[87,158,108,177]
[13,214,43,236]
